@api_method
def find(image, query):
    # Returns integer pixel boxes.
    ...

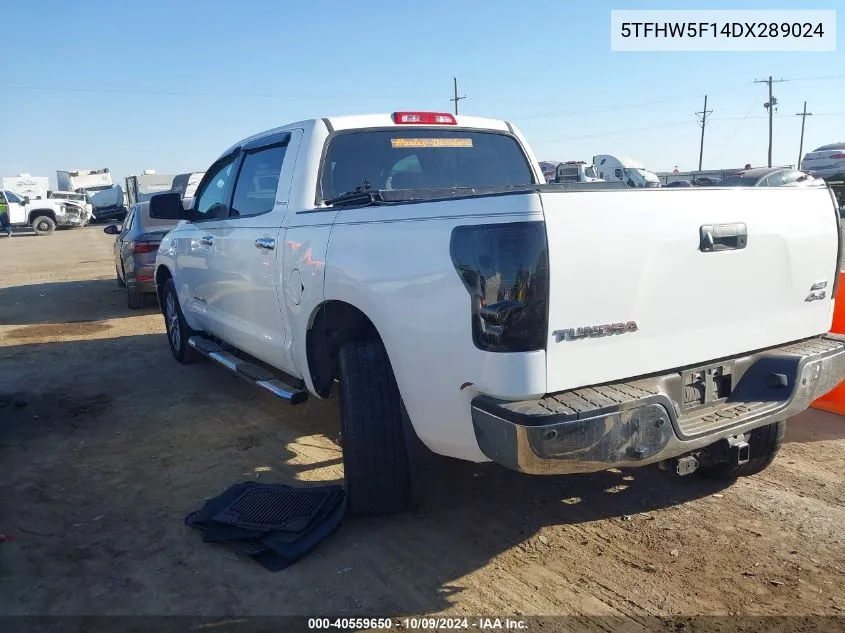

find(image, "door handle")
[200,235,214,246]
[254,237,275,250]
[699,223,747,252]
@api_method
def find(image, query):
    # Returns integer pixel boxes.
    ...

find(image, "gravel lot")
[1,225,844,626]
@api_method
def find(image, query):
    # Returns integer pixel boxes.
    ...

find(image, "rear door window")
[320,129,535,202]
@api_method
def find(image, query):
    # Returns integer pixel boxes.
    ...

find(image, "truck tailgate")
[540,186,839,394]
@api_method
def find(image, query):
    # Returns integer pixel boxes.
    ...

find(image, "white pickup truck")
[0,189,90,234]
[149,111,845,516]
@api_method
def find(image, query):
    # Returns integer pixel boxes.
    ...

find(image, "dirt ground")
[1,225,844,626]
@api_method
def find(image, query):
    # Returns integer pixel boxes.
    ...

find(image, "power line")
[450,77,466,115]
[511,84,750,121]
[795,101,813,167]
[753,76,786,167]
[695,95,713,172]
[5,84,423,101]
[545,120,691,142]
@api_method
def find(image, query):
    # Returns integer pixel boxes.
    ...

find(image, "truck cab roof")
[218,113,514,161]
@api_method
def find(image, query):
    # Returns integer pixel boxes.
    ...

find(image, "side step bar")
[187,336,308,405]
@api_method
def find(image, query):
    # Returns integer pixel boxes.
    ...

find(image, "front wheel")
[696,420,786,479]
[32,216,56,235]
[161,278,202,364]
[338,340,411,516]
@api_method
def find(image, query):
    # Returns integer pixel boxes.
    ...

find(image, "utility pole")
[695,95,713,172]
[450,77,466,115]
[753,76,785,167]
[795,101,813,168]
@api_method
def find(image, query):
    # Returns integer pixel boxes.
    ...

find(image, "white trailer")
[592,155,660,188]
[2,174,50,201]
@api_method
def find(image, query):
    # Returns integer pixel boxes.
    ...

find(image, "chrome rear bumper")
[471,334,845,475]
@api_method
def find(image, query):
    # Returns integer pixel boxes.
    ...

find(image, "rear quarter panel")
[323,194,546,461]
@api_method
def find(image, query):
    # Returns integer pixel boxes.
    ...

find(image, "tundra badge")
[553,322,638,343]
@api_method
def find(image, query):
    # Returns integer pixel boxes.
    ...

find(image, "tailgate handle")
[699,223,747,252]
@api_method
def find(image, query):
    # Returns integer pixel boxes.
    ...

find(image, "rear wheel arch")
[305,300,382,398]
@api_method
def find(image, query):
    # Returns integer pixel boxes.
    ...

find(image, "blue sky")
[2,0,842,187]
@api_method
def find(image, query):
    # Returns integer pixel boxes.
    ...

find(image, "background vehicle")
[538,161,561,183]
[0,189,88,234]
[48,190,93,218]
[801,142,845,179]
[554,160,604,183]
[720,167,822,187]
[170,171,205,201]
[125,170,178,207]
[104,199,180,308]
[664,180,693,188]
[57,168,126,221]
[2,174,49,201]
[150,111,845,518]
[593,154,660,187]
[691,176,722,187]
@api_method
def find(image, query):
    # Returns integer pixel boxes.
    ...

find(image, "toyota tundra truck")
[149,111,845,516]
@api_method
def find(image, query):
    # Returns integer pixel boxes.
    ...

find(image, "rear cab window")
[319,128,536,203]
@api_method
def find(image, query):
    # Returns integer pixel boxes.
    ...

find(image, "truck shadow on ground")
[784,408,845,443]
[0,333,741,616]
[0,278,158,327]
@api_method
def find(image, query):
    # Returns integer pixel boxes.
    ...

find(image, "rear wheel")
[161,278,202,364]
[338,340,411,516]
[696,420,786,479]
[31,216,56,236]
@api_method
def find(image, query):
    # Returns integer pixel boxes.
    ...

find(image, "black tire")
[161,278,202,364]
[31,215,56,235]
[338,340,411,516]
[127,288,144,310]
[116,269,126,288]
[697,420,786,480]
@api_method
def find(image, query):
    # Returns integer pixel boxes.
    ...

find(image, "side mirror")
[103,224,120,235]
[149,192,189,220]
[22,196,30,205]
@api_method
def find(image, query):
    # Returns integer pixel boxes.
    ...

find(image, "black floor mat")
[185,482,346,571]
[213,485,335,532]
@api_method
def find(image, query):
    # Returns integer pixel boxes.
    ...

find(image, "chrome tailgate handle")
[254,237,275,250]
[700,223,747,252]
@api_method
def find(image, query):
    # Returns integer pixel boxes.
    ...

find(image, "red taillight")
[392,112,457,125]
[133,242,158,254]
[830,153,845,159]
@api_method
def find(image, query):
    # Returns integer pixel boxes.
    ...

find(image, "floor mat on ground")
[185,482,346,571]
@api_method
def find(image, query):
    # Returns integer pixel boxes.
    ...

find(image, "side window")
[781,170,804,184]
[194,156,237,220]
[121,209,135,235]
[230,144,287,218]
[764,172,785,187]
